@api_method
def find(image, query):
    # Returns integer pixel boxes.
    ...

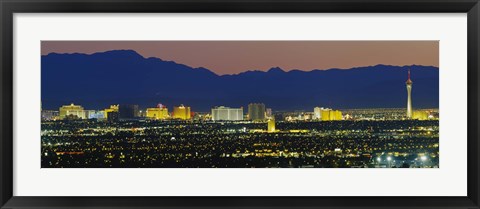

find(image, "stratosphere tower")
[406,70,413,119]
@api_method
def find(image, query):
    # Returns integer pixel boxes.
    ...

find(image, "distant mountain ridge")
[41,50,439,111]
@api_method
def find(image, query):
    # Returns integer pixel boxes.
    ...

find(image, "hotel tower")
[406,70,413,119]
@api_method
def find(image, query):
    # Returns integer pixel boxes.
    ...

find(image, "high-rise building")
[266,108,272,118]
[104,105,119,119]
[59,103,85,119]
[211,106,243,121]
[320,109,331,121]
[406,70,413,119]
[138,110,146,118]
[173,105,191,120]
[302,113,314,120]
[267,118,276,132]
[332,110,343,120]
[146,104,169,120]
[314,107,324,120]
[248,103,266,121]
[119,104,139,119]
[320,108,343,121]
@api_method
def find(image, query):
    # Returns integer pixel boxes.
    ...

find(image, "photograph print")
[41,41,439,168]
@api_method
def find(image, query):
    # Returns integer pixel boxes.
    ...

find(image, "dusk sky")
[42,41,439,75]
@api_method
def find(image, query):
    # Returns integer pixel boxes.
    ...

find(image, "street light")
[419,155,428,168]
[420,155,428,161]
[387,156,392,168]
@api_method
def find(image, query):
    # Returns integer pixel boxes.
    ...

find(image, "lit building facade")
[413,110,429,120]
[314,107,325,120]
[321,109,331,121]
[59,103,85,119]
[146,104,169,120]
[406,70,413,119]
[248,103,266,121]
[173,105,191,120]
[320,108,343,121]
[211,106,243,121]
[84,110,97,119]
[266,108,272,118]
[267,118,276,132]
[331,110,343,120]
[87,110,105,120]
[104,105,119,119]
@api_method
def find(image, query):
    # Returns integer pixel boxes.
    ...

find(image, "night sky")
[42,41,439,75]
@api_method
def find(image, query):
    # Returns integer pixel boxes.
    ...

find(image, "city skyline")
[41,41,439,168]
[41,49,439,111]
[42,41,439,75]
[43,67,435,122]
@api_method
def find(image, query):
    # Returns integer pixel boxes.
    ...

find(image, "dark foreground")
[41,120,439,168]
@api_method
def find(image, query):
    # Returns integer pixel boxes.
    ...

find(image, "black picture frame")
[1,0,479,208]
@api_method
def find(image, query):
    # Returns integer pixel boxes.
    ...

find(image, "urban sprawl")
[41,71,439,168]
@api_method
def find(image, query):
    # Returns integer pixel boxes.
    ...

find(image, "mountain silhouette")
[41,50,439,112]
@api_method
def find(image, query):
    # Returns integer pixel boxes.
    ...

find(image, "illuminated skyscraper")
[314,107,324,120]
[266,108,272,118]
[406,70,413,119]
[248,103,266,121]
[321,108,331,121]
[173,105,191,120]
[320,108,343,121]
[146,104,169,120]
[332,110,343,120]
[59,103,85,119]
[211,106,243,121]
[267,118,276,132]
[104,105,119,119]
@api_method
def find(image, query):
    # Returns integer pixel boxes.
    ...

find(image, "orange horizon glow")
[42,41,439,75]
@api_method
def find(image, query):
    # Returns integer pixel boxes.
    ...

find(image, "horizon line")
[42,49,440,76]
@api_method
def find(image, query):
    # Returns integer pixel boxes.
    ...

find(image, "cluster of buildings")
[211,106,243,121]
[42,103,194,122]
[41,70,436,122]
[313,107,343,121]
[281,107,343,122]
[42,102,276,122]
[45,102,409,123]
[340,108,438,121]
[411,110,434,120]
[210,103,274,121]
[146,104,169,120]
[146,104,192,120]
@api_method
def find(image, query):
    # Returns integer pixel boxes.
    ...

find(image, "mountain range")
[41,50,439,111]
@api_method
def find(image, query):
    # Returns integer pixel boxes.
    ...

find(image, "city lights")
[421,155,428,161]
[40,62,439,168]
[41,115,439,168]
